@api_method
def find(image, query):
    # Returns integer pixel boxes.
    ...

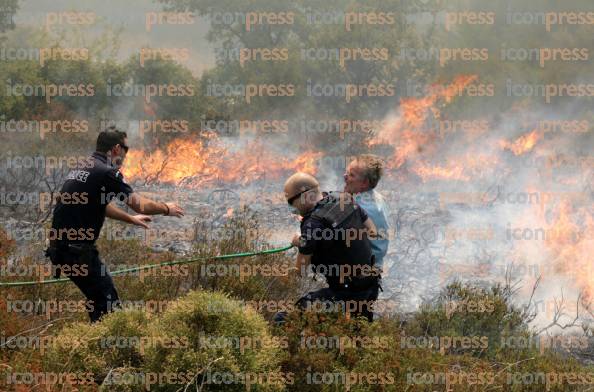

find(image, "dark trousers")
[47,244,119,323]
[296,284,379,322]
[274,284,379,324]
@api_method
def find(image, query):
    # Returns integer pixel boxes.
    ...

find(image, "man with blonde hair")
[344,154,390,271]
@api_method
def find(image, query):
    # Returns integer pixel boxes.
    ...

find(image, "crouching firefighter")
[45,127,184,322]
[275,172,381,324]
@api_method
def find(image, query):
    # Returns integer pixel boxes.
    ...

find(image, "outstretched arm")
[106,202,152,229]
[125,193,184,217]
[103,169,183,218]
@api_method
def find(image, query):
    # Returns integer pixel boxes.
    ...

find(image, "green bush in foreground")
[29,278,594,392]
[43,290,284,391]
[18,251,588,392]
[144,290,286,391]
[42,310,149,391]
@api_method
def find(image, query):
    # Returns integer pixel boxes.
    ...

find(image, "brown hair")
[354,154,384,189]
[96,126,127,153]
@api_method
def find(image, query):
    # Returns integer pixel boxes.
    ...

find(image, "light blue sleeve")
[357,191,390,269]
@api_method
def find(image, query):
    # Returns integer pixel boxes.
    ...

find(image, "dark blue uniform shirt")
[50,152,133,243]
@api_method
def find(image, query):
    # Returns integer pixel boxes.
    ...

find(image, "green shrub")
[278,312,400,392]
[42,309,149,390]
[405,281,528,358]
[43,290,285,391]
[143,290,286,391]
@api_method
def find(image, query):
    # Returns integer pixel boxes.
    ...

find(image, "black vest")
[305,192,378,290]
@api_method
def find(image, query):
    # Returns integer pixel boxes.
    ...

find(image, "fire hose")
[0,245,294,287]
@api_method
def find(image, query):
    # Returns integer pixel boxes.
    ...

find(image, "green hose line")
[0,245,294,288]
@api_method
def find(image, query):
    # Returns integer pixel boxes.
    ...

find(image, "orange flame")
[413,161,468,182]
[412,154,500,182]
[540,198,594,299]
[123,134,321,187]
[371,75,479,175]
[500,130,542,156]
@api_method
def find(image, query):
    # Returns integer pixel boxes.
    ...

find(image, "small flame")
[413,162,468,182]
[500,130,542,156]
[412,154,500,182]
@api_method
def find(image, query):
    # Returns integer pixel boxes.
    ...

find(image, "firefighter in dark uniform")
[278,172,381,323]
[46,127,184,322]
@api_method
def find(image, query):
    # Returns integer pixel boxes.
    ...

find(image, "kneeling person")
[284,172,381,322]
